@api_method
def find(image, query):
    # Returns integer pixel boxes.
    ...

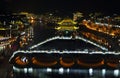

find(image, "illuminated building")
[55,19,79,31]
[73,12,83,21]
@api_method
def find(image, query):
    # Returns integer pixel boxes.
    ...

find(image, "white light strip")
[114,69,119,77]
[47,68,52,73]
[24,68,27,74]
[12,67,120,77]
[28,68,33,73]
[29,36,108,51]
[0,37,10,41]
[9,50,120,63]
[95,22,120,28]
[102,69,106,77]
[89,68,93,76]
[29,36,59,49]
[59,68,64,74]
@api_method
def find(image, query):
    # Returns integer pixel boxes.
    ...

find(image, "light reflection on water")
[13,66,120,78]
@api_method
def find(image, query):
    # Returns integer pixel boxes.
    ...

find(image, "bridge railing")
[29,36,108,51]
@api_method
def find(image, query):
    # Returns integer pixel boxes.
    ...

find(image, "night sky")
[0,0,120,15]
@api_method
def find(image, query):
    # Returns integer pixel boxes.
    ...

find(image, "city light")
[0,10,120,78]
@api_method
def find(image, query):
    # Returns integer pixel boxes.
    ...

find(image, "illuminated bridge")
[29,36,108,51]
[9,36,120,78]
[9,50,120,78]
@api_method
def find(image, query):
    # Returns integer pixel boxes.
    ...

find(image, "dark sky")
[0,0,120,15]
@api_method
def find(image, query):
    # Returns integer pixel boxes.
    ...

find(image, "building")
[55,19,79,31]
[73,12,83,22]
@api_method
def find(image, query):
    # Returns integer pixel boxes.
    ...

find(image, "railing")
[29,36,108,51]
[9,50,120,69]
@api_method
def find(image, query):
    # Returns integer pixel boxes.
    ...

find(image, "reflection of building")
[55,19,79,31]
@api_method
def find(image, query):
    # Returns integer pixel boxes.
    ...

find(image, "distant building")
[55,19,79,31]
[73,12,83,21]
